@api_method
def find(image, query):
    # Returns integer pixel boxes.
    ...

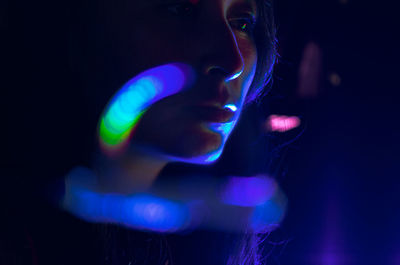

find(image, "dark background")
[1,0,399,264]
[262,0,399,264]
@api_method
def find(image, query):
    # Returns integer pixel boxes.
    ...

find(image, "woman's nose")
[200,19,245,82]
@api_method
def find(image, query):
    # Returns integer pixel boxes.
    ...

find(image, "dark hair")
[230,2,278,264]
[97,224,273,265]
[246,0,277,104]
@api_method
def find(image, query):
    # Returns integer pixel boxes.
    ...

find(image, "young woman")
[79,0,277,193]
[2,0,278,264]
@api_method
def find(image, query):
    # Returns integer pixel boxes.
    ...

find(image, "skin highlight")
[88,0,259,193]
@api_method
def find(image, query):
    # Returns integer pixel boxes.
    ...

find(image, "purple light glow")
[220,175,277,207]
[266,115,301,132]
[309,252,354,265]
[308,198,354,265]
[62,168,287,233]
[392,251,400,265]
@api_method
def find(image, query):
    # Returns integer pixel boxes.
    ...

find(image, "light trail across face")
[98,63,195,156]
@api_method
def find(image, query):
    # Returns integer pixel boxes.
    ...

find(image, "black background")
[1,0,399,264]
[263,0,399,264]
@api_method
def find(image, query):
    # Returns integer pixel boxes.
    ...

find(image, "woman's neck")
[93,149,168,194]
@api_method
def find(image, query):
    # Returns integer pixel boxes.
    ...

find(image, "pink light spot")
[266,115,301,132]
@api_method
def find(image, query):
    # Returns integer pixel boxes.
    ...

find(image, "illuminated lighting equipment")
[98,63,195,155]
[267,115,301,132]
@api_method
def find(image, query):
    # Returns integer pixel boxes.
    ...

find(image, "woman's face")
[92,0,258,163]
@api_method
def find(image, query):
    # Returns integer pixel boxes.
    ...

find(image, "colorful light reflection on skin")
[205,120,236,162]
[98,63,195,156]
[183,68,254,164]
[98,63,243,164]
[206,104,239,162]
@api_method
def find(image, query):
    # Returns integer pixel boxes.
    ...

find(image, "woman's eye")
[164,3,195,17]
[230,17,256,34]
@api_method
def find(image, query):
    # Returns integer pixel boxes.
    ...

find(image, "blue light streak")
[63,187,191,232]
[61,167,287,233]
[99,63,195,154]
[220,176,277,207]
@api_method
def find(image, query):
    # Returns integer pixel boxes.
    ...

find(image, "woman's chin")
[131,120,230,165]
[171,147,224,165]
[166,127,226,164]
[134,124,224,165]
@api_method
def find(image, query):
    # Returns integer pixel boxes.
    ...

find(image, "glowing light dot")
[224,104,237,112]
[329,72,342,86]
[241,23,247,30]
[266,115,301,132]
[226,69,243,81]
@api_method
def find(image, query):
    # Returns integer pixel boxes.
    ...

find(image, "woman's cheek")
[127,21,189,69]
[238,57,257,104]
[237,37,258,96]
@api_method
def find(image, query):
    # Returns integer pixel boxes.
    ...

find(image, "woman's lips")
[188,105,236,123]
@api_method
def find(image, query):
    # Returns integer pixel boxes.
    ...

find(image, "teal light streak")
[98,63,194,154]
